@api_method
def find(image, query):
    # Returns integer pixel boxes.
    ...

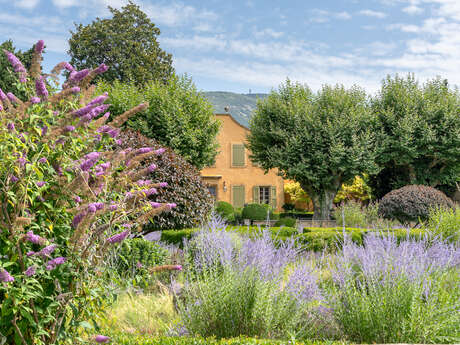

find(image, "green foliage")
[0,43,172,344]
[282,203,295,211]
[118,129,214,231]
[378,185,454,224]
[242,203,272,221]
[369,75,460,199]
[274,217,296,227]
[0,40,35,99]
[284,181,311,204]
[68,1,173,86]
[247,80,379,220]
[117,238,168,274]
[161,229,197,246]
[334,175,372,204]
[215,201,235,223]
[424,207,460,242]
[97,76,220,169]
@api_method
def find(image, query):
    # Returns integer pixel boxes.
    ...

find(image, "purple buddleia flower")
[17,157,26,167]
[70,69,90,82]
[7,92,19,103]
[7,122,15,132]
[109,203,118,211]
[0,268,14,282]
[150,202,162,208]
[94,335,110,343]
[145,188,158,196]
[64,125,75,132]
[88,92,108,107]
[0,104,3,111]
[26,251,36,257]
[35,40,44,54]
[158,182,168,187]
[39,244,56,257]
[137,147,153,154]
[72,212,86,228]
[154,148,166,155]
[148,164,157,172]
[107,128,119,138]
[30,97,41,104]
[36,181,46,187]
[166,203,177,209]
[25,231,46,245]
[84,152,100,160]
[10,175,19,183]
[106,230,130,244]
[136,261,143,269]
[137,179,152,186]
[0,88,7,101]
[70,86,80,93]
[72,104,93,117]
[96,125,111,134]
[45,257,66,270]
[37,196,45,202]
[115,139,122,145]
[25,265,36,277]
[94,63,108,74]
[88,203,104,213]
[74,196,82,203]
[41,125,48,136]
[4,50,26,82]
[63,62,74,72]
[35,76,48,98]
[90,104,110,118]
[38,157,47,164]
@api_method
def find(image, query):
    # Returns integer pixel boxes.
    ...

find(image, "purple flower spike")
[35,40,45,54]
[154,148,166,155]
[63,62,74,72]
[25,266,36,277]
[0,269,14,282]
[84,152,100,160]
[0,88,7,101]
[94,64,108,74]
[72,212,86,228]
[109,204,118,211]
[41,125,48,136]
[115,139,122,145]
[26,251,36,257]
[136,261,143,269]
[94,335,110,343]
[88,203,104,212]
[70,87,80,93]
[7,122,15,132]
[4,50,26,80]
[74,196,82,203]
[106,230,130,244]
[70,69,90,82]
[64,125,75,132]
[30,97,41,104]
[88,92,108,107]
[147,164,157,172]
[150,202,162,208]
[10,175,19,183]
[25,231,46,245]
[7,92,19,103]
[39,244,56,257]
[137,147,153,154]
[38,157,47,164]
[35,76,48,98]
[172,265,182,271]
[45,257,66,270]
[18,157,27,167]
[159,182,168,187]
[36,181,46,187]
[166,203,177,209]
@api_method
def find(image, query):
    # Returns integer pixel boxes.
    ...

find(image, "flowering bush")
[0,41,177,344]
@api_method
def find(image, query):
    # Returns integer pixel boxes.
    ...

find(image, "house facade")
[201,113,284,211]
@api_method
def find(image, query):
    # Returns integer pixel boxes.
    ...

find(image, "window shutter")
[270,186,277,209]
[253,186,260,203]
[232,144,245,167]
[232,185,245,208]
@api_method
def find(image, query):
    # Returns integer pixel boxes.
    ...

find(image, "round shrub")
[118,128,214,231]
[274,217,296,228]
[215,201,235,223]
[117,238,168,274]
[378,185,454,224]
[242,203,272,221]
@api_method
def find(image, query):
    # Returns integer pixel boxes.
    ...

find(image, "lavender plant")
[0,41,178,344]
[329,233,460,343]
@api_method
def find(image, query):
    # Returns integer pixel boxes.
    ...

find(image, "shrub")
[274,217,296,227]
[117,128,214,231]
[282,203,295,211]
[0,42,178,343]
[425,207,460,242]
[378,185,454,224]
[116,238,168,275]
[215,201,234,223]
[242,203,272,221]
[96,75,220,169]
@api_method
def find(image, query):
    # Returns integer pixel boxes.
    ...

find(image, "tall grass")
[425,207,460,242]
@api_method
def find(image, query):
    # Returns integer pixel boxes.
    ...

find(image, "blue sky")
[0,0,459,94]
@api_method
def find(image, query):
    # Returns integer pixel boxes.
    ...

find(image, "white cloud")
[309,9,352,23]
[15,0,40,9]
[359,9,387,18]
[402,4,424,14]
[254,28,284,39]
[143,2,218,27]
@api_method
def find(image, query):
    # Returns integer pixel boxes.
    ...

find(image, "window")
[207,185,217,199]
[232,144,245,167]
[232,185,245,208]
[253,186,277,209]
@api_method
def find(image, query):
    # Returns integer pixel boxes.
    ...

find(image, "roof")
[214,113,249,131]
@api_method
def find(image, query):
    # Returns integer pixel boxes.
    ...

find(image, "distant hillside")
[203,91,268,127]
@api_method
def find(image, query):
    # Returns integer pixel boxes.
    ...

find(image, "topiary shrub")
[117,128,214,231]
[242,203,272,221]
[215,201,235,223]
[274,217,296,228]
[378,185,454,224]
[117,238,168,275]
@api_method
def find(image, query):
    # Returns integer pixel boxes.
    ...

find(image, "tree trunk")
[309,189,338,221]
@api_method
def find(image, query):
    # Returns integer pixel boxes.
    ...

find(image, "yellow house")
[201,113,284,211]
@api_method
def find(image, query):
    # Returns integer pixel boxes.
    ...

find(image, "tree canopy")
[68,1,173,86]
[97,74,220,170]
[369,75,460,199]
[247,80,379,220]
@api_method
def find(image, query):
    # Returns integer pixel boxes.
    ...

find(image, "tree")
[97,75,220,169]
[247,81,378,220]
[0,40,34,99]
[369,75,460,199]
[68,1,173,86]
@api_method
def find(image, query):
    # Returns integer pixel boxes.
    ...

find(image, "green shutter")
[232,144,245,167]
[253,186,260,203]
[270,186,277,209]
[232,185,245,208]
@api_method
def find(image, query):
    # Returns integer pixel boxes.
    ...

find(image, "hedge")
[105,334,350,345]
[159,226,424,252]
